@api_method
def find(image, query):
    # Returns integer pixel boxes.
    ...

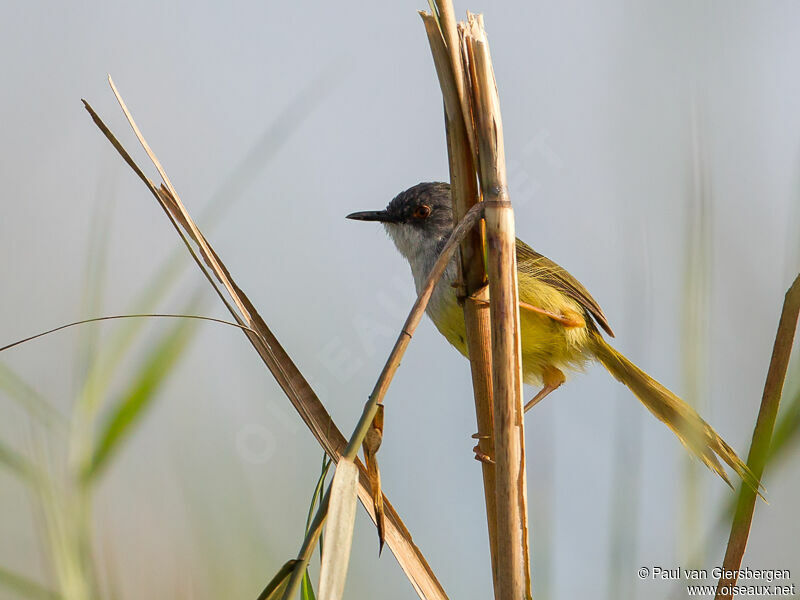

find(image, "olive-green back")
[515,238,614,337]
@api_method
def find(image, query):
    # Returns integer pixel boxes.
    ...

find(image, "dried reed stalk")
[715,274,800,600]
[466,15,532,599]
[421,9,500,593]
[423,6,532,597]
[432,0,477,163]
[83,83,446,600]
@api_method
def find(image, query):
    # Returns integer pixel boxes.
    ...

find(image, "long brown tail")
[590,332,762,495]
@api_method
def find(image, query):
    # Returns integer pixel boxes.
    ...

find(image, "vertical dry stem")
[468,15,532,600]
[422,10,500,594]
[434,0,478,162]
[423,7,532,598]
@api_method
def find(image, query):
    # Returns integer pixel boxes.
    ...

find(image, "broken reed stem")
[715,274,800,600]
[468,15,532,600]
[420,13,485,292]
[433,0,478,162]
[420,10,500,594]
[84,90,446,600]
[107,76,252,324]
[280,202,485,600]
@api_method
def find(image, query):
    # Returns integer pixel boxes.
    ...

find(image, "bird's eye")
[413,205,432,219]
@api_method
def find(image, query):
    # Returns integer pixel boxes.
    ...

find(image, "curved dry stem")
[0,314,255,354]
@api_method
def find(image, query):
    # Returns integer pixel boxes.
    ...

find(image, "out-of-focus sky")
[1,2,799,599]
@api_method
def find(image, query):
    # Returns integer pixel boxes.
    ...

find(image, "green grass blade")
[81,312,199,482]
[305,455,333,534]
[0,565,61,600]
[73,255,186,422]
[257,560,299,600]
[300,572,317,600]
[299,454,331,600]
[317,457,332,557]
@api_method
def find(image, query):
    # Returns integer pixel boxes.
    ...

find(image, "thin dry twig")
[83,86,447,600]
[280,202,485,600]
[715,274,800,599]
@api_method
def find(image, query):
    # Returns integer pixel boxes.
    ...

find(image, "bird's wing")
[515,238,615,337]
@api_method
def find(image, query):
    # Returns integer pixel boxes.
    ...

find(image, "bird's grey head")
[346,182,454,262]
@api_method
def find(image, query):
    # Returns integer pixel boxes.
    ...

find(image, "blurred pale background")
[1,1,799,599]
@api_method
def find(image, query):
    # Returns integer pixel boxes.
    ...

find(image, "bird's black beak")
[346,210,397,223]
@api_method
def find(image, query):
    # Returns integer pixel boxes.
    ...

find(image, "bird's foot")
[524,366,566,412]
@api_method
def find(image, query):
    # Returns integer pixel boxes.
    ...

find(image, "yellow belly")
[426,276,592,386]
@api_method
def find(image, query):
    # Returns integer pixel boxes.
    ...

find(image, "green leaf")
[81,314,198,482]
[300,571,317,600]
[427,0,443,36]
[305,455,333,534]
[74,254,186,420]
[256,560,299,600]
[299,454,331,600]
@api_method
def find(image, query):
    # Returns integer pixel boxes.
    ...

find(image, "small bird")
[347,181,760,492]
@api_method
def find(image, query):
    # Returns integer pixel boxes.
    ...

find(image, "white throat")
[383,222,457,293]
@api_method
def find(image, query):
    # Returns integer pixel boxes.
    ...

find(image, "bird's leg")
[473,364,566,459]
[519,302,586,329]
[473,367,564,460]
[469,285,586,330]
[524,366,566,412]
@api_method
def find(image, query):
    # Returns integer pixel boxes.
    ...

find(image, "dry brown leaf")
[363,404,385,553]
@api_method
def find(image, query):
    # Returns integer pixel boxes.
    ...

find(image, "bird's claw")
[473,445,495,464]
[471,432,494,464]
